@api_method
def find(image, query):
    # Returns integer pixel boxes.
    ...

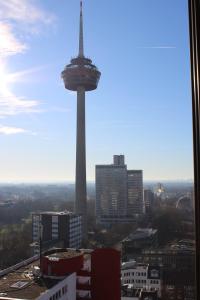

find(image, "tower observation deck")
[61,1,101,240]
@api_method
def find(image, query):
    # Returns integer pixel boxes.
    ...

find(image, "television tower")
[61,1,101,238]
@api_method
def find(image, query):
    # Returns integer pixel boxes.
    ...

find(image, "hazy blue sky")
[0,0,193,182]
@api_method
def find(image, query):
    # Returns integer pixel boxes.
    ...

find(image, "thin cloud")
[0,22,27,57]
[0,0,55,25]
[0,0,56,118]
[0,96,40,117]
[137,46,176,49]
[0,59,41,117]
[6,65,49,83]
[0,125,31,135]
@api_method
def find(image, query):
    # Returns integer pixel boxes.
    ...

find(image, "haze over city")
[0,1,198,299]
[0,0,193,182]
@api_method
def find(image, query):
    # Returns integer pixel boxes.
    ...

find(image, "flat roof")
[95,164,126,168]
[0,249,91,300]
[123,228,157,242]
[32,211,79,216]
[46,249,82,260]
[0,259,57,300]
[121,262,147,271]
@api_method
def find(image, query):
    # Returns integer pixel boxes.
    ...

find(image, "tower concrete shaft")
[75,86,87,237]
[61,0,101,241]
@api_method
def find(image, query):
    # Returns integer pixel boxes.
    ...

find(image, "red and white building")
[0,248,120,300]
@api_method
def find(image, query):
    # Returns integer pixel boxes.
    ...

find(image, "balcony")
[77,269,91,276]
[76,291,92,300]
[76,282,91,291]
[77,275,91,291]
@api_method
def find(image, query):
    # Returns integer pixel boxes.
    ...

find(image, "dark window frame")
[188,0,200,298]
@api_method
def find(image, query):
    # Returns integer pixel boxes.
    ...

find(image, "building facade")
[113,154,125,166]
[96,157,128,224]
[121,287,159,300]
[144,189,154,214]
[122,240,195,299]
[162,268,195,300]
[32,211,82,253]
[121,261,161,297]
[96,155,143,224]
[127,170,144,215]
[136,242,195,270]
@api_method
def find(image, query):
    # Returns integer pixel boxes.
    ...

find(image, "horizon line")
[0,179,194,185]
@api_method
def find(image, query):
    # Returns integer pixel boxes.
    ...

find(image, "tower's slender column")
[62,1,100,243]
[75,86,87,238]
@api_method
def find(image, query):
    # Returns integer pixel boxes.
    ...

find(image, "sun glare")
[0,60,22,101]
[0,61,11,95]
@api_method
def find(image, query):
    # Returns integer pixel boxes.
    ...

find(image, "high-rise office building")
[127,170,144,216]
[144,189,154,214]
[32,211,82,253]
[96,156,127,224]
[96,155,143,224]
[61,1,101,238]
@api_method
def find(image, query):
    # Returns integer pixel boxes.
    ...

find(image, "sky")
[0,0,193,182]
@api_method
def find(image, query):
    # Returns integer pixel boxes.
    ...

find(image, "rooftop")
[0,249,92,300]
[123,228,157,242]
[0,258,54,300]
[33,211,78,216]
[121,261,147,271]
[142,239,195,254]
[95,164,127,168]
[45,249,82,260]
[121,285,159,299]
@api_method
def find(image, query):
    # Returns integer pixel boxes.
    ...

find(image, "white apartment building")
[121,261,161,297]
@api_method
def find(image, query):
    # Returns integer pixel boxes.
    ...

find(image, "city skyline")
[0,0,193,182]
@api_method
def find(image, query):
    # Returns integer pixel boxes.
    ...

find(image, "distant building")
[122,228,158,260]
[154,183,166,200]
[162,268,195,300]
[144,189,154,214]
[121,260,161,298]
[113,154,125,166]
[127,170,144,215]
[121,287,159,300]
[96,155,128,224]
[32,211,82,253]
[0,248,121,300]
[95,155,144,224]
[138,242,195,270]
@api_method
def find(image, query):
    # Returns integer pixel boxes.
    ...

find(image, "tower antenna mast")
[79,0,84,57]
